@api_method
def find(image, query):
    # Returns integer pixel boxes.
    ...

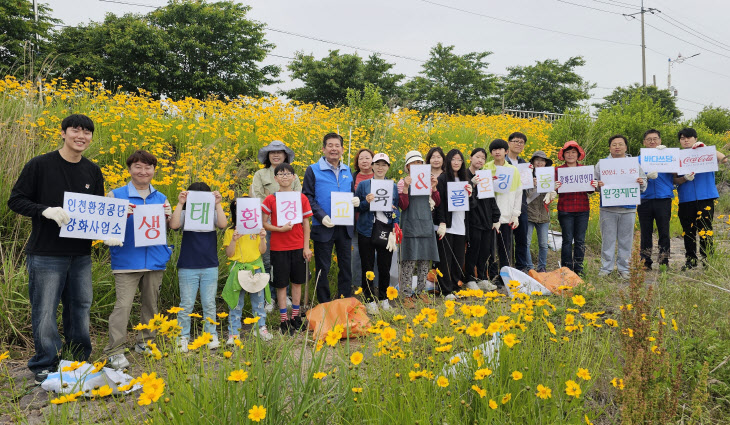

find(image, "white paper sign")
[535,167,555,193]
[409,164,432,196]
[494,166,514,194]
[235,197,262,234]
[184,191,215,231]
[678,146,718,174]
[331,192,354,225]
[516,163,534,189]
[60,192,128,240]
[370,179,393,212]
[640,148,680,173]
[133,204,166,247]
[601,184,641,206]
[275,191,303,225]
[598,158,640,185]
[475,170,495,199]
[446,181,470,211]
[557,166,595,193]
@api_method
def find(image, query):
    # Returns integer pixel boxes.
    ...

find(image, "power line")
[654,6,730,50]
[556,0,626,16]
[98,0,159,8]
[653,13,730,53]
[642,20,730,61]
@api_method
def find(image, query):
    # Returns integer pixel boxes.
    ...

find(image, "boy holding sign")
[8,114,104,383]
[262,163,313,335]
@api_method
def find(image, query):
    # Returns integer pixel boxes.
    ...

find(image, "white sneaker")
[286,297,293,308]
[264,302,274,313]
[176,337,189,353]
[380,299,392,311]
[477,279,497,291]
[207,335,220,350]
[226,335,238,345]
[109,353,130,370]
[255,326,273,342]
[445,294,458,301]
[365,301,379,315]
[134,343,152,355]
[465,281,480,290]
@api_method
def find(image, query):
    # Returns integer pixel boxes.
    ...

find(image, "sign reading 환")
[475,170,495,199]
[235,197,262,235]
[184,191,215,231]
[446,181,470,212]
[409,164,432,196]
[598,158,641,185]
[516,163,534,189]
[601,184,641,206]
[535,167,555,193]
[557,165,595,193]
[275,191,303,225]
[133,204,167,247]
[678,146,718,174]
[639,148,680,173]
[494,166,514,194]
[370,180,393,212]
[331,192,354,225]
[60,192,128,240]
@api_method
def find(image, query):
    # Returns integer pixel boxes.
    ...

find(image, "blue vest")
[109,182,172,271]
[310,157,354,226]
[637,157,674,200]
[677,172,719,203]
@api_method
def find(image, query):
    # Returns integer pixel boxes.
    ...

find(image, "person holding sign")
[464,148,500,292]
[355,153,399,314]
[351,148,375,292]
[103,150,173,369]
[263,163,314,334]
[303,132,358,303]
[673,128,727,270]
[397,150,440,309]
[554,141,597,275]
[8,114,104,384]
[506,132,531,273]
[435,149,472,300]
[594,135,647,278]
[484,139,522,287]
[168,182,229,352]
[524,151,556,273]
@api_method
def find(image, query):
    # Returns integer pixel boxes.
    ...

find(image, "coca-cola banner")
[678,146,718,175]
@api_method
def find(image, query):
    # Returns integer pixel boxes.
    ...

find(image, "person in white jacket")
[484,139,522,287]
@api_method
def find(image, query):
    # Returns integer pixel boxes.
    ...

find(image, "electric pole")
[625,3,658,87]
[668,53,700,96]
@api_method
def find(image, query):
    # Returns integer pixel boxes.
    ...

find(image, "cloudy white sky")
[46,0,730,118]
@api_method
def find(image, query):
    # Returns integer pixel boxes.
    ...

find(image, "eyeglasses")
[644,137,660,142]
[509,140,525,145]
[276,172,293,177]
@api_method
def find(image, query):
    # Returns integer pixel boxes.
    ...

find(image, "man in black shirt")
[8,114,104,384]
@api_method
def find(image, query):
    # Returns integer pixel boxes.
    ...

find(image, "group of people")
[9,113,724,385]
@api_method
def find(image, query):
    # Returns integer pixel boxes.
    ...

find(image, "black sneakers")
[279,320,295,336]
[34,370,51,385]
[290,316,305,332]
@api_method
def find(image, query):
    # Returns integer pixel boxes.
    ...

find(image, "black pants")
[358,233,393,302]
[436,233,466,296]
[637,198,672,267]
[678,199,714,264]
[465,227,494,282]
[313,226,352,303]
[488,224,513,284]
[513,208,529,270]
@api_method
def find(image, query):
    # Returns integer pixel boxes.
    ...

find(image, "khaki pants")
[103,271,164,356]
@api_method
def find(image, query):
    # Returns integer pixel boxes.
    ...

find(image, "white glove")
[646,171,658,180]
[471,175,480,184]
[163,201,172,217]
[509,216,519,230]
[104,238,124,247]
[684,172,695,181]
[692,142,705,149]
[492,222,501,233]
[590,180,598,188]
[321,215,335,228]
[656,145,667,150]
[429,197,435,211]
[544,191,557,204]
[436,223,446,239]
[386,232,396,252]
[42,207,70,227]
[127,203,136,215]
[351,197,360,208]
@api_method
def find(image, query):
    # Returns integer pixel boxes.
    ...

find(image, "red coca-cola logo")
[681,154,714,165]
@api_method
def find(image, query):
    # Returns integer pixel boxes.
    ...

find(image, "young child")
[262,163,313,335]
[169,182,229,351]
[524,151,556,273]
[221,199,272,343]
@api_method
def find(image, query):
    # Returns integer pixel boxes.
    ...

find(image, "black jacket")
[466,169,501,231]
[435,173,472,242]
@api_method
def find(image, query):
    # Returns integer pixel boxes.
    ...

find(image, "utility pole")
[625,3,658,87]
[668,53,700,96]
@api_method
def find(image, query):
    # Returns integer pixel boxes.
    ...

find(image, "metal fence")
[503,109,565,122]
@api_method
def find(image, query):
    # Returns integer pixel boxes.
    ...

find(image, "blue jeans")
[27,255,92,373]
[229,289,266,335]
[178,267,218,338]
[557,211,590,274]
[526,222,549,271]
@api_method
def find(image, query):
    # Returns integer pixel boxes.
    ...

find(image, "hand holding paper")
[321,215,335,228]
[42,207,70,227]
[684,172,695,181]
[646,171,658,180]
[351,197,360,207]
[104,238,123,247]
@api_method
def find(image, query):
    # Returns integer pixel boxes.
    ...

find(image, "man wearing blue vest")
[103,150,172,369]
[638,129,673,271]
[303,133,358,303]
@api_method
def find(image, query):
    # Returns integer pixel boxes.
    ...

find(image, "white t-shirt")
[447,178,466,235]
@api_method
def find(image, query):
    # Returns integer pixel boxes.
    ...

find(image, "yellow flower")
[449,356,461,365]
[651,345,660,354]
[223,351,233,359]
[350,351,363,366]
[244,317,261,325]
[489,399,498,409]
[565,380,582,398]
[91,360,107,373]
[536,384,552,399]
[466,322,486,337]
[571,295,586,307]
[501,393,511,404]
[61,361,86,372]
[167,306,185,314]
[585,414,594,425]
[313,372,327,380]
[435,268,443,277]
[392,314,405,321]
[604,318,618,327]
[354,287,363,295]
[436,376,449,388]
[471,385,487,398]
[435,344,452,352]
[91,385,113,398]
[205,317,220,326]
[381,327,397,342]
[352,387,363,393]
[248,405,267,422]
[386,287,398,300]
[512,371,523,381]
[577,368,591,381]
[474,368,493,380]
[366,271,375,280]
[503,333,520,348]
[228,369,248,382]
[188,313,202,318]
[0,351,9,363]
[217,312,229,318]
[672,319,678,331]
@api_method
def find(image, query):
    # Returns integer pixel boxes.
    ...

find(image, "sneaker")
[417,293,432,304]
[365,301,379,315]
[176,336,189,353]
[280,320,295,335]
[255,326,273,342]
[444,293,458,301]
[226,335,238,345]
[477,279,497,291]
[598,270,610,277]
[264,301,274,313]
[290,315,306,332]
[34,370,51,385]
[286,297,293,308]
[403,297,416,309]
[465,281,480,290]
[134,343,152,355]
[207,335,220,350]
[380,299,392,311]
[109,353,130,370]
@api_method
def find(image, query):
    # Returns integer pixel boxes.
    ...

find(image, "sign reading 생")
[133,204,167,247]
[60,192,128,240]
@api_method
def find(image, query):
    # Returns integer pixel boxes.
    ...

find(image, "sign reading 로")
[678,146,718,174]
[331,192,354,226]
[601,184,641,206]
[557,165,595,193]
[184,191,215,231]
[133,204,167,247]
[370,179,393,212]
[446,181,470,212]
[275,191,303,225]
[60,192,128,240]
[475,170,495,199]
[409,164,432,196]
[516,163,534,190]
[598,158,641,185]
[494,166,514,194]
[639,148,680,173]
[235,197,263,235]
[535,167,555,193]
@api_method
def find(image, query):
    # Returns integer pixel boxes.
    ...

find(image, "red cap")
[558,140,586,161]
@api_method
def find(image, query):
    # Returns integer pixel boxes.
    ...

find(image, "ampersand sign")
[414,173,427,189]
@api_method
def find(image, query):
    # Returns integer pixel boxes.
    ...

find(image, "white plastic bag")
[41,360,141,395]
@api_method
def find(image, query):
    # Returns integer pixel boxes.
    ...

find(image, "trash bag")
[500,267,551,297]
[440,332,501,379]
[41,360,140,395]
[305,298,371,341]
[528,267,584,295]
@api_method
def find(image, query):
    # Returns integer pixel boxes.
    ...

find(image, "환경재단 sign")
[601,184,641,206]
[60,192,128,240]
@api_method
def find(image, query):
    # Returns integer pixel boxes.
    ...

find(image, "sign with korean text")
[557,166,594,193]
[639,148,680,173]
[331,192,354,225]
[133,204,166,247]
[184,191,215,231]
[60,192,128,240]
[275,192,303,224]
[601,184,641,206]
[678,146,718,174]
[598,158,640,185]
[409,164,432,196]
[475,170,495,199]
[446,181,470,211]
[370,180,393,212]
[235,197,262,235]
[535,167,555,193]
[494,166,514,194]
[516,163,534,190]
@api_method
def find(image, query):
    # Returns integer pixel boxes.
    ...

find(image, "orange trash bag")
[528,267,585,295]
[305,298,371,341]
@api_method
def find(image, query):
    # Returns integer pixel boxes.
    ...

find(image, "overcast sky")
[46,0,730,118]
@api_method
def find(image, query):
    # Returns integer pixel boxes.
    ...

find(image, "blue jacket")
[354,179,400,237]
[638,157,674,200]
[109,182,172,271]
[677,171,719,203]
[303,157,355,242]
